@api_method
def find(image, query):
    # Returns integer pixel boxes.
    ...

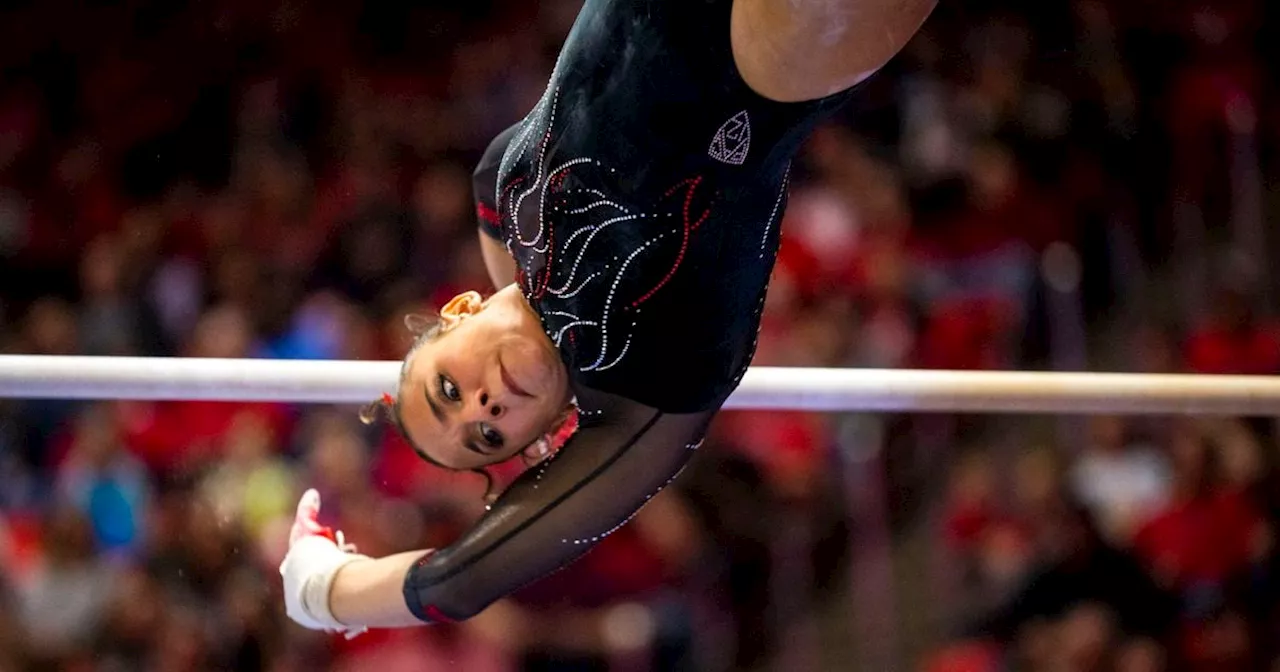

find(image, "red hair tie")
[382,393,395,406]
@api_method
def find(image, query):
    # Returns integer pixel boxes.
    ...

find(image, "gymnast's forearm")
[328,551,433,628]
[479,228,519,289]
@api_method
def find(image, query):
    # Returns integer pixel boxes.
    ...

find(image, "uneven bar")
[2,355,1279,415]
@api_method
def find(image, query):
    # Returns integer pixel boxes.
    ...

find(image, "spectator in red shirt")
[1131,421,1268,667]
[1185,276,1280,375]
[1132,423,1266,595]
[120,305,292,475]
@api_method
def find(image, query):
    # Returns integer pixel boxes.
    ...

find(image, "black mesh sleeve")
[474,122,523,241]
[402,387,713,622]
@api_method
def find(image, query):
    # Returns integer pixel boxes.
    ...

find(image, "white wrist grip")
[280,535,370,633]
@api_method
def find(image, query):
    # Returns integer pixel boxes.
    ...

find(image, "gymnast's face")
[397,288,571,470]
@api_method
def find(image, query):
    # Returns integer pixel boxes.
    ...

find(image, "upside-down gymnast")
[280,0,937,633]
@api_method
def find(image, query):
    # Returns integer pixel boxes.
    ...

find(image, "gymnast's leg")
[731,0,939,103]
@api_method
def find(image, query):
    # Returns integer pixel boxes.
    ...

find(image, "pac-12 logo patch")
[708,110,751,165]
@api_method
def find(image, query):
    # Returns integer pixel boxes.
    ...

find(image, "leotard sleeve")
[473,123,522,241]
[401,386,713,622]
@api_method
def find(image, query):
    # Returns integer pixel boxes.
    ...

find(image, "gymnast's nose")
[468,389,504,420]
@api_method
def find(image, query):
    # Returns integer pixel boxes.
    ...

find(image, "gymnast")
[280,0,937,633]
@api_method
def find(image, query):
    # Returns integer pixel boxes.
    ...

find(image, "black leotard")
[403,0,852,622]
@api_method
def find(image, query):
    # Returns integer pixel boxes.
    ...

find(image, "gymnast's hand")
[279,489,371,637]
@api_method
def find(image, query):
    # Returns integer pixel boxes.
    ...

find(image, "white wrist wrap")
[280,535,371,633]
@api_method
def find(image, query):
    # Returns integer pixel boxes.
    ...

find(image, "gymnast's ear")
[438,291,484,329]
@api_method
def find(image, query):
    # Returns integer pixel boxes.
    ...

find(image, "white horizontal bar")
[0,355,1278,415]
[0,356,401,405]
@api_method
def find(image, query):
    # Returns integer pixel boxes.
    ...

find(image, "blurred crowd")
[1,0,1279,670]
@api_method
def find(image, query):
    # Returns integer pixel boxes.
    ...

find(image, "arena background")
[1,0,1280,670]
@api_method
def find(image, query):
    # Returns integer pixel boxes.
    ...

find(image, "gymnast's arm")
[309,123,531,630]
[474,123,522,289]
[479,232,517,290]
[732,0,937,102]
[328,390,712,627]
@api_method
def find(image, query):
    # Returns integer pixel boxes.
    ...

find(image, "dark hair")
[360,314,498,501]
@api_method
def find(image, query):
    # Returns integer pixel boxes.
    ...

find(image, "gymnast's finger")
[289,489,323,545]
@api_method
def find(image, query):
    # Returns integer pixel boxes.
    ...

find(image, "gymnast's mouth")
[499,359,535,398]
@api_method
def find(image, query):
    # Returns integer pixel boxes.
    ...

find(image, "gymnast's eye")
[479,423,504,448]
[439,375,461,402]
